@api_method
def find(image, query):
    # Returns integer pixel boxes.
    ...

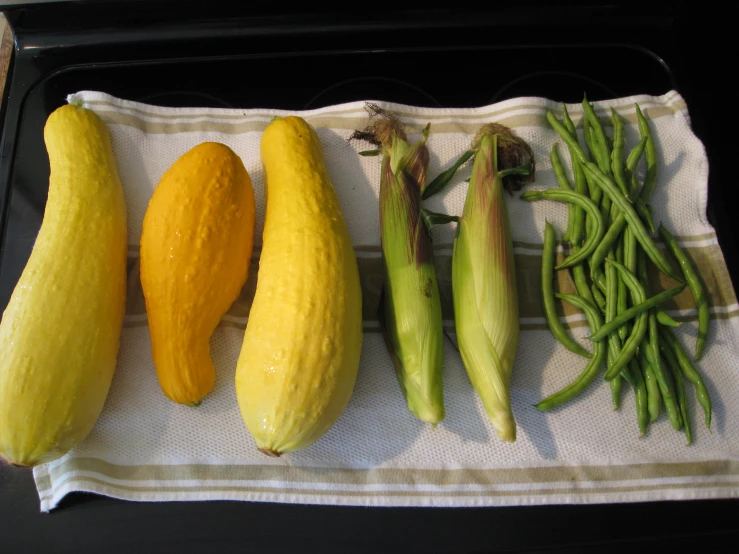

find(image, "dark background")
[0,2,737,552]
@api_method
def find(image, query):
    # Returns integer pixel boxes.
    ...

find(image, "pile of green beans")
[527,97,712,444]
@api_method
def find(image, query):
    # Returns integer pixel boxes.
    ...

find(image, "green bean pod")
[656,310,682,327]
[624,227,637,274]
[616,240,628,342]
[639,347,661,422]
[541,222,591,358]
[659,326,712,429]
[605,254,623,410]
[635,198,656,234]
[610,109,630,197]
[648,312,682,430]
[580,117,603,205]
[603,260,649,381]
[590,215,627,277]
[547,108,682,281]
[591,284,607,312]
[521,189,604,269]
[626,136,649,198]
[582,97,612,175]
[626,136,648,175]
[623,358,649,436]
[588,284,686,342]
[591,265,607,293]
[582,164,680,281]
[536,294,606,411]
[638,250,682,430]
[659,341,692,445]
[572,248,596,306]
[561,105,588,245]
[546,110,681,281]
[551,144,574,242]
[636,104,658,203]
[659,224,709,359]
[610,373,623,411]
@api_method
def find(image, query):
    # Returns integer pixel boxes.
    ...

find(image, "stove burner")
[304,77,442,110]
[136,91,234,109]
[489,71,618,104]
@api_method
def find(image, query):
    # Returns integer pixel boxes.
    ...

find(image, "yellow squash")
[140,142,255,405]
[0,105,127,467]
[236,117,362,456]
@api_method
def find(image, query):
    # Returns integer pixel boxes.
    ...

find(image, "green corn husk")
[354,106,445,424]
[452,125,535,442]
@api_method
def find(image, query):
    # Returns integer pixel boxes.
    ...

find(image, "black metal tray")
[0,4,737,553]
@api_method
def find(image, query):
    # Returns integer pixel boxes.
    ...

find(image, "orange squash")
[140,142,255,405]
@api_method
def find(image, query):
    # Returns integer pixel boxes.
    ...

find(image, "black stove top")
[0,2,737,553]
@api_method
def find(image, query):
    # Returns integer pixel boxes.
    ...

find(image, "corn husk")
[354,106,444,424]
[452,125,534,442]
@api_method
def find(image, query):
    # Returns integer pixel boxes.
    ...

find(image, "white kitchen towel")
[33,90,739,511]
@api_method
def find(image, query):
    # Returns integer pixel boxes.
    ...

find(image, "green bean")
[583,117,606,174]
[623,358,649,436]
[637,235,681,327]
[610,375,623,410]
[521,189,605,269]
[659,224,709,359]
[638,249,682,430]
[561,106,588,246]
[599,192,612,227]
[610,109,629,197]
[605,254,623,410]
[582,164,603,206]
[592,265,607,293]
[591,284,607,312]
[616,240,628,342]
[541,222,591,358]
[551,144,574,242]
[582,96,612,175]
[624,227,637,274]
[583,116,595,159]
[659,326,712,429]
[580,116,602,204]
[589,213,627,277]
[656,310,682,327]
[635,198,656,234]
[636,104,658,203]
[639,347,661,422]
[603,260,648,381]
[561,104,577,136]
[648,312,682,430]
[572,179,587,245]
[626,136,649,198]
[536,293,606,411]
[621,227,637,339]
[581,164,680,281]
[571,248,595,306]
[636,249,682,430]
[588,284,686,342]
[546,111,680,281]
[659,340,692,445]
[626,136,648,175]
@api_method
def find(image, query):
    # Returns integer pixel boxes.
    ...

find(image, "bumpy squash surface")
[141,142,255,405]
[236,117,363,456]
[0,105,127,467]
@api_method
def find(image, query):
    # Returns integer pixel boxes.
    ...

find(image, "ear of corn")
[452,127,534,442]
[358,109,445,424]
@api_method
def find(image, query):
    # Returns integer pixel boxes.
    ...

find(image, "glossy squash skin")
[0,105,127,467]
[235,117,363,456]
[140,142,255,405]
